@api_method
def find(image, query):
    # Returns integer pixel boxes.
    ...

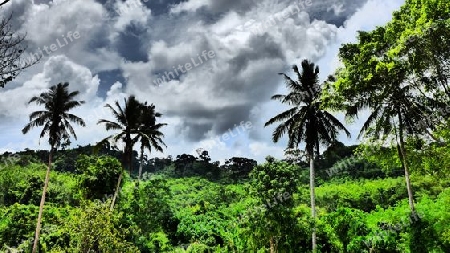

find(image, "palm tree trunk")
[129,147,133,176]
[138,145,144,183]
[32,148,53,253]
[309,149,317,252]
[110,171,123,211]
[125,131,132,175]
[398,113,415,213]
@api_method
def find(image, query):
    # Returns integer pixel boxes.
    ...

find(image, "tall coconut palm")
[265,60,350,252]
[97,95,143,210]
[332,21,446,217]
[134,103,167,182]
[353,66,437,214]
[22,82,85,253]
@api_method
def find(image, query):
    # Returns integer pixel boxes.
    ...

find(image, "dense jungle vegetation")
[1,139,450,252]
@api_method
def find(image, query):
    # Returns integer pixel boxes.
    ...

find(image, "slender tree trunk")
[269,236,276,253]
[138,145,144,183]
[129,146,133,176]
[110,171,123,211]
[343,241,348,253]
[398,113,416,213]
[32,148,53,253]
[125,131,132,175]
[309,149,317,252]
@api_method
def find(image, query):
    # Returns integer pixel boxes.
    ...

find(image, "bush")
[68,200,139,252]
[76,155,122,200]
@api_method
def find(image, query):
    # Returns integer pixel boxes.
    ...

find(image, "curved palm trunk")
[309,149,317,252]
[110,171,123,211]
[32,148,53,253]
[111,143,130,210]
[397,113,415,213]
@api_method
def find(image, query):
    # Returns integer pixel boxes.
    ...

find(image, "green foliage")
[0,204,37,248]
[0,163,80,207]
[222,157,257,182]
[0,151,449,252]
[243,160,299,252]
[118,176,179,252]
[322,208,369,253]
[250,160,298,209]
[144,232,173,252]
[68,200,139,252]
[76,155,122,200]
[406,127,450,177]
[186,242,210,252]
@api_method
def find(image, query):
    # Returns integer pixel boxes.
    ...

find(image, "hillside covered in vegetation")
[1,136,450,252]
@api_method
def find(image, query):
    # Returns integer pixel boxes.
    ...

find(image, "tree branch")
[0,0,10,7]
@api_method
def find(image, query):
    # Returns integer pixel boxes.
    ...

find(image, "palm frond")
[97,119,122,131]
[322,111,351,138]
[23,82,85,149]
[267,59,350,153]
[264,107,298,127]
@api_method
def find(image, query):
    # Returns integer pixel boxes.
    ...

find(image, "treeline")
[1,140,402,183]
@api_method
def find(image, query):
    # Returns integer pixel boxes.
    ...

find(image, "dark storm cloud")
[98,0,183,16]
[307,0,368,27]
[168,104,253,141]
[150,0,372,143]
[5,0,30,29]
[33,0,52,4]
[4,0,374,146]
[207,0,256,14]
[115,24,149,62]
[228,34,285,75]
[97,69,127,97]
[177,121,214,140]
[175,0,369,27]
[162,62,284,142]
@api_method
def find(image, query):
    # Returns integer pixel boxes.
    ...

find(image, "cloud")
[0,0,406,163]
[124,4,341,143]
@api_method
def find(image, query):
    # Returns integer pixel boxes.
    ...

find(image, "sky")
[0,0,405,164]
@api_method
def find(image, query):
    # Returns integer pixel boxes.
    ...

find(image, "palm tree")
[265,60,350,252]
[22,82,85,253]
[353,66,437,214]
[134,103,167,183]
[97,95,144,210]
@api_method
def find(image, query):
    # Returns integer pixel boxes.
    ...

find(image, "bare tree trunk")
[138,145,144,183]
[32,148,53,253]
[398,112,415,213]
[309,149,317,252]
[110,171,123,211]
